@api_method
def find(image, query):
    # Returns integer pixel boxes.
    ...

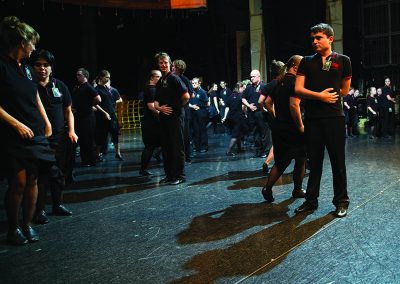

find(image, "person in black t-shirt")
[72,68,101,166]
[367,86,379,139]
[0,16,55,245]
[381,77,396,137]
[262,55,306,202]
[221,81,248,155]
[94,70,123,161]
[190,77,209,152]
[31,49,77,224]
[154,52,190,185]
[172,59,195,163]
[140,70,162,176]
[294,23,352,218]
[242,69,271,158]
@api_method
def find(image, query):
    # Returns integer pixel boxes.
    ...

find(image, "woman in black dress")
[221,81,248,155]
[262,55,306,202]
[207,83,220,134]
[140,70,162,176]
[0,16,54,245]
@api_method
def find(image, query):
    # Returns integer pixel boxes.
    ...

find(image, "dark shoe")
[185,158,192,163]
[7,228,28,245]
[292,188,306,198]
[333,206,348,218]
[159,177,171,184]
[34,210,49,224]
[53,204,73,216]
[139,170,153,176]
[200,149,207,153]
[261,186,274,203]
[226,152,236,156]
[96,155,104,162]
[262,163,269,174]
[22,226,39,243]
[294,202,318,213]
[169,178,186,185]
[115,154,124,161]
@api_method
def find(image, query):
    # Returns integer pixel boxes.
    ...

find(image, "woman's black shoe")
[262,163,269,174]
[7,228,28,245]
[261,186,274,202]
[22,226,39,243]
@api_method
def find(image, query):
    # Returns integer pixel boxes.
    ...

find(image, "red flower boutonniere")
[331,62,339,69]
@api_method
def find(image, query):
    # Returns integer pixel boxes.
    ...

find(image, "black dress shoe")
[7,228,28,245]
[53,204,73,216]
[159,177,171,184]
[22,226,39,243]
[333,207,348,218]
[139,170,153,176]
[294,202,318,213]
[169,178,186,185]
[115,154,124,161]
[226,152,236,156]
[34,210,49,224]
[261,186,274,203]
[292,188,306,198]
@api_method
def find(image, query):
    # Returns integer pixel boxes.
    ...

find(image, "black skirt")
[271,121,306,163]
[0,135,55,179]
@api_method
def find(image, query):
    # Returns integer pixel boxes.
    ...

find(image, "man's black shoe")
[139,170,153,176]
[294,202,318,213]
[292,188,306,198]
[34,210,49,224]
[159,177,171,184]
[169,178,185,185]
[53,204,72,216]
[333,207,347,218]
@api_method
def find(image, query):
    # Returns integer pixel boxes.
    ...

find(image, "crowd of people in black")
[0,15,398,246]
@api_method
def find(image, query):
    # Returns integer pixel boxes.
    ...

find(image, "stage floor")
[1,129,400,283]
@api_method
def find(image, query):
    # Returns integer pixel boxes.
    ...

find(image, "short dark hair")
[310,23,334,37]
[77,67,89,79]
[30,49,55,67]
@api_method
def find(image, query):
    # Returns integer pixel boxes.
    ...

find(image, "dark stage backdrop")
[1,0,360,98]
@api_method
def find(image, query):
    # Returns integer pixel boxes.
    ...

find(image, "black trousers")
[160,114,185,179]
[304,117,349,208]
[37,131,73,210]
[192,108,208,150]
[248,110,271,155]
[75,113,96,164]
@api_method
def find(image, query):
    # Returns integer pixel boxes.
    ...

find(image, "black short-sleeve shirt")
[72,82,98,118]
[270,74,296,124]
[297,52,352,118]
[0,54,45,139]
[95,85,115,115]
[37,78,71,134]
[142,84,159,123]
[242,82,267,111]
[260,79,278,98]
[225,92,245,121]
[367,96,379,112]
[155,72,188,117]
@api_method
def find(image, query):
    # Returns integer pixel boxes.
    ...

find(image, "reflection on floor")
[1,129,400,283]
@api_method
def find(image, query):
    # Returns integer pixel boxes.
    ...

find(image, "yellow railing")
[116,100,142,130]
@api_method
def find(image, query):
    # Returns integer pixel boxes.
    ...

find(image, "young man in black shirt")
[294,23,352,218]
[154,52,190,185]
